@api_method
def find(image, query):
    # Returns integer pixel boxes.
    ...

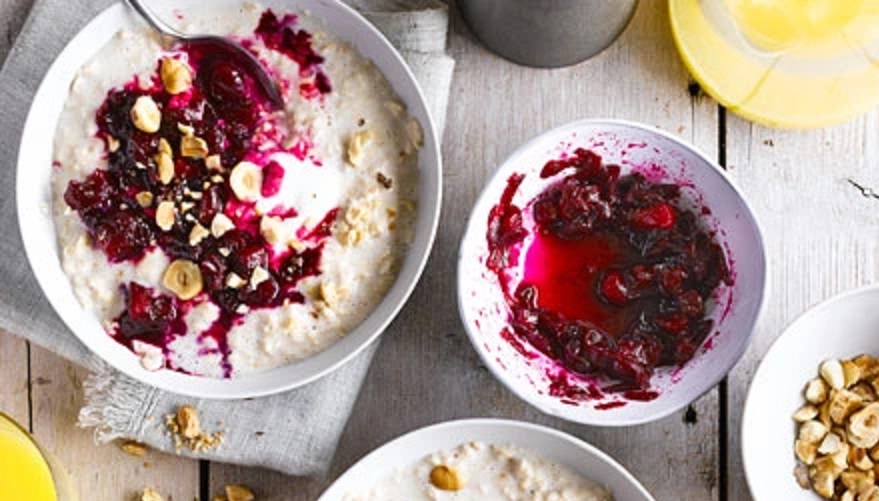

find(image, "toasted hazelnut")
[250,267,269,288]
[155,201,176,231]
[819,432,843,455]
[106,135,120,153]
[131,96,161,133]
[229,161,262,201]
[831,442,852,470]
[852,383,877,403]
[189,223,210,246]
[807,378,829,404]
[135,191,154,208]
[841,469,875,493]
[844,359,864,387]
[260,216,285,245]
[822,359,846,390]
[141,488,165,501]
[862,486,879,501]
[831,389,865,425]
[429,465,462,491]
[849,403,879,448]
[160,58,192,95]
[819,399,833,429]
[163,260,203,300]
[797,439,819,464]
[205,154,223,171]
[855,356,879,379]
[225,273,246,289]
[347,130,373,167]
[121,441,148,457]
[842,490,855,501]
[403,118,423,154]
[810,469,836,498]
[156,151,175,185]
[211,213,235,238]
[800,420,829,444]
[225,485,254,501]
[175,405,201,439]
[814,454,846,479]
[177,123,195,136]
[852,447,875,471]
[181,135,209,159]
[158,137,172,156]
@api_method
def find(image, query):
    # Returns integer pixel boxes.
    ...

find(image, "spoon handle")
[124,0,186,40]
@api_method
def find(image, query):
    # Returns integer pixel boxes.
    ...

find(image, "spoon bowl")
[125,0,284,108]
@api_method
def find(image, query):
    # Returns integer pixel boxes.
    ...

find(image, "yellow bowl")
[669,0,879,129]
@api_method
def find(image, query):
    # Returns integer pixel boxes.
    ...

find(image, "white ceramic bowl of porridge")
[458,119,766,425]
[318,418,655,500]
[16,0,440,398]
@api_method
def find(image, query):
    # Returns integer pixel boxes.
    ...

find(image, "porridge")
[345,442,613,501]
[52,4,421,377]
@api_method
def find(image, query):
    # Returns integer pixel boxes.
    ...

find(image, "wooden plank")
[0,330,29,427]
[210,2,722,499]
[29,344,201,501]
[724,110,879,500]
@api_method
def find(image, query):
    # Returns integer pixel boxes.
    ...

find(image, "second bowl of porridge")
[318,419,655,501]
[17,0,440,398]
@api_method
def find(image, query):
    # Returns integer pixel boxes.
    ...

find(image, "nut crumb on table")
[164,405,224,453]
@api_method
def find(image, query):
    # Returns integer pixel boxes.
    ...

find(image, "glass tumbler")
[0,412,78,501]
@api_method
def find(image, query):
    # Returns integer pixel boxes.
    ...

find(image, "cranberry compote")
[487,149,731,388]
[61,11,336,375]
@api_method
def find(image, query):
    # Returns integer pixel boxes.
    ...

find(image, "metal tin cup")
[459,0,639,68]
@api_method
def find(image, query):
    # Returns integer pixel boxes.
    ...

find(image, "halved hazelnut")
[796,439,818,464]
[155,201,176,231]
[163,259,203,300]
[849,403,879,448]
[160,58,192,95]
[229,161,262,202]
[131,95,161,133]
[429,465,462,491]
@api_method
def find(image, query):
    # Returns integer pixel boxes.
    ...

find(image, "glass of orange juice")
[0,413,77,501]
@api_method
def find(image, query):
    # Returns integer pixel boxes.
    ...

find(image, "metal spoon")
[124,0,284,109]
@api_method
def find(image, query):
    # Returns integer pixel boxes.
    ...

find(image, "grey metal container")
[459,0,639,68]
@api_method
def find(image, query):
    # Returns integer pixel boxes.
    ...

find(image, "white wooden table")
[3,1,878,499]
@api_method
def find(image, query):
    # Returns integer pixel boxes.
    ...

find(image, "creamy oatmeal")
[52,4,420,377]
[346,442,613,501]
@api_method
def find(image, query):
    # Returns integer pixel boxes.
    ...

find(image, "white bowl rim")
[16,0,442,399]
[741,283,879,499]
[456,117,768,426]
[316,417,657,500]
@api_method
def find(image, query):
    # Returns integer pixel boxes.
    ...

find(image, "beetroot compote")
[486,148,731,388]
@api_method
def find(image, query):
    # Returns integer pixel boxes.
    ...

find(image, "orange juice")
[0,414,58,501]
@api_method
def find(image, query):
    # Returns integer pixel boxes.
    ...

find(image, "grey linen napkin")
[0,0,453,476]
